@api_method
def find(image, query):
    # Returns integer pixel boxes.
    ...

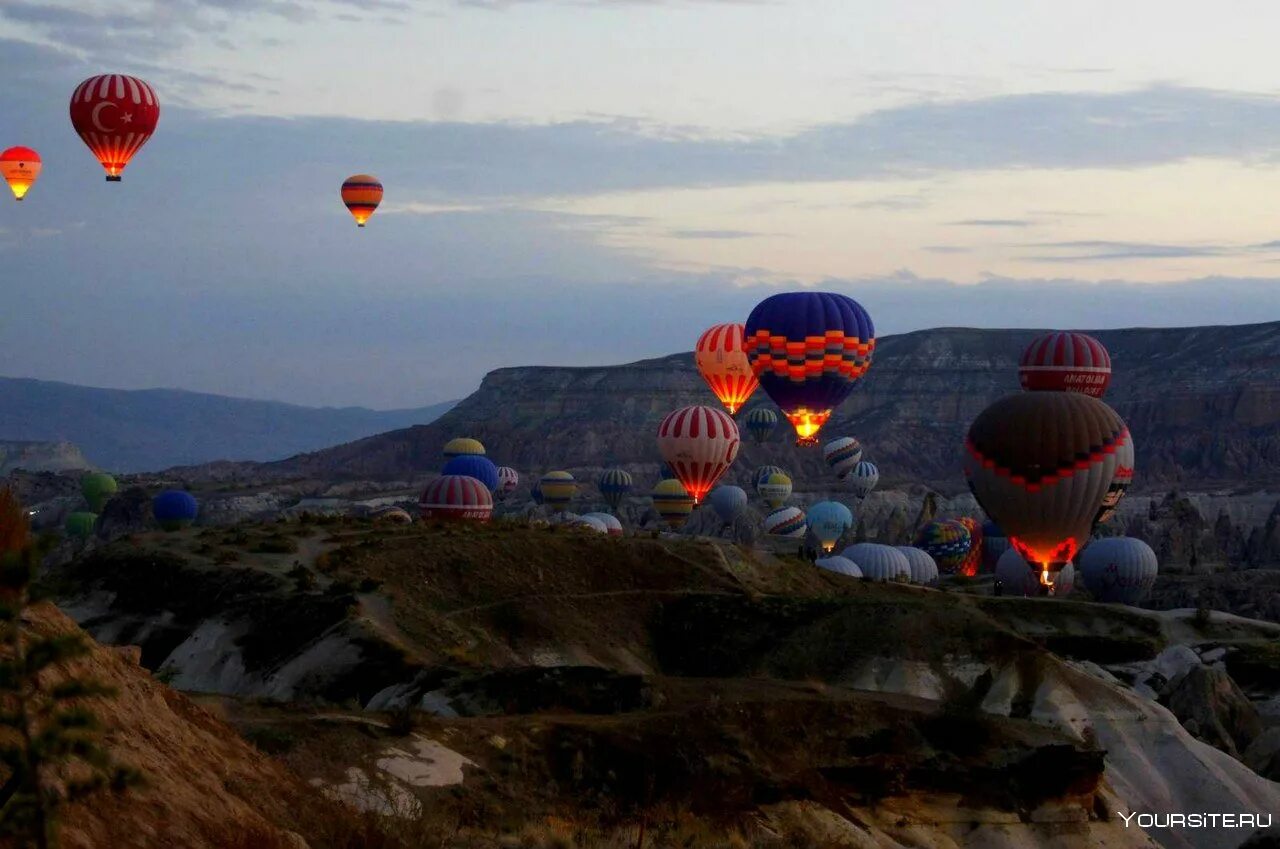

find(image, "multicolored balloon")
[443,437,485,459]
[743,407,779,444]
[651,478,694,529]
[754,465,787,489]
[496,466,520,500]
[70,75,160,181]
[822,436,863,480]
[757,471,793,509]
[913,519,971,574]
[538,471,577,511]
[419,475,493,522]
[341,174,383,227]
[1019,331,1112,398]
[442,455,499,493]
[744,292,875,445]
[964,391,1133,587]
[153,490,198,531]
[848,461,879,498]
[597,467,634,512]
[694,323,758,415]
[955,516,984,577]
[806,501,853,552]
[764,506,806,538]
[1,147,41,201]
[656,405,740,504]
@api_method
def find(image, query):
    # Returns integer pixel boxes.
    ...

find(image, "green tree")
[0,488,135,848]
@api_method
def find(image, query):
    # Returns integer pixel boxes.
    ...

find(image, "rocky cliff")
[267,321,1280,493]
[0,439,92,474]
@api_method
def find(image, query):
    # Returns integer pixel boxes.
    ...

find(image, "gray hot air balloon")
[996,549,1076,597]
[840,543,909,581]
[1078,537,1158,604]
[895,546,940,586]
[708,485,749,524]
[815,556,863,578]
[848,461,879,498]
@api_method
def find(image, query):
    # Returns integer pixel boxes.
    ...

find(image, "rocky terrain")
[0,375,455,471]
[38,517,1280,848]
[255,320,1280,493]
[0,439,92,474]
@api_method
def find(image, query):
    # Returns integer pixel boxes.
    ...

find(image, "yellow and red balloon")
[1,147,41,201]
[694,323,758,415]
[341,174,383,227]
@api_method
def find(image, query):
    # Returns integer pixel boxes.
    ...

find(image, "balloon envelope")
[651,478,694,528]
[443,437,485,458]
[419,475,493,522]
[757,472,793,509]
[744,407,779,444]
[153,490,198,531]
[1020,331,1112,398]
[815,556,862,578]
[69,75,160,180]
[823,437,863,479]
[1,147,41,200]
[744,292,875,445]
[896,546,940,586]
[707,486,748,524]
[914,519,972,575]
[81,472,118,512]
[597,468,634,512]
[539,471,577,510]
[442,455,500,493]
[848,461,879,498]
[341,174,383,227]
[806,501,853,551]
[694,323,759,415]
[1078,537,1158,604]
[64,512,97,539]
[656,405,741,504]
[996,549,1076,597]
[840,544,909,581]
[496,467,520,500]
[764,506,806,538]
[580,512,624,536]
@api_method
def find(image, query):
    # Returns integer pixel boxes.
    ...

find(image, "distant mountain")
[0,377,456,472]
[266,321,1280,493]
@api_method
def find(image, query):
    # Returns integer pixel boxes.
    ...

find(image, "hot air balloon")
[1,147,42,201]
[743,407,779,444]
[369,505,413,524]
[1078,537,1158,604]
[419,475,493,522]
[656,405,741,504]
[744,292,875,445]
[1093,435,1134,531]
[581,512,624,536]
[914,519,971,574]
[443,437,485,459]
[1019,331,1112,398]
[442,455,499,493]
[896,546,940,586]
[757,471,793,509]
[531,481,544,506]
[955,516,984,577]
[65,512,97,539]
[815,556,862,578]
[848,461,879,498]
[496,467,520,501]
[840,543,909,581]
[341,174,383,227]
[764,506,806,538]
[754,465,787,489]
[651,478,694,529]
[822,437,863,480]
[806,501,853,552]
[964,391,1132,589]
[996,549,1076,597]
[694,323,759,415]
[981,520,1011,572]
[574,515,609,534]
[539,471,577,511]
[153,490,198,531]
[707,485,748,524]
[597,468,634,512]
[81,472,118,513]
[69,75,160,181]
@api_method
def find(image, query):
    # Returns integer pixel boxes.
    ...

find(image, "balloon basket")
[105,176,121,182]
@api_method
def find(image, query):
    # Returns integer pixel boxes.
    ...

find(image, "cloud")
[948,219,1034,227]
[922,246,970,254]
[666,229,762,239]
[1023,240,1230,262]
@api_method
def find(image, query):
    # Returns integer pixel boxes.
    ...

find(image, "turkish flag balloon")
[70,75,160,181]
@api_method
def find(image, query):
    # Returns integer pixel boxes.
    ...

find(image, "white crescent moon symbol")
[90,101,119,133]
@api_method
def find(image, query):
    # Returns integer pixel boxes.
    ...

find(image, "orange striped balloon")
[341,174,383,227]
[1,147,41,201]
[694,323,758,415]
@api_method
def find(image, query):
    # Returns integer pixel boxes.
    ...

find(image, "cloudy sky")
[3,0,1280,407]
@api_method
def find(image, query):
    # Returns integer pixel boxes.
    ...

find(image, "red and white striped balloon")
[69,74,160,181]
[694,323,758,415]
[1019,331,1112,397]
[656,405,741,504]
[419,475,494,522]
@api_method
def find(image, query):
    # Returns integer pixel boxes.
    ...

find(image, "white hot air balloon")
[840,543,909,581]
[1078,537,1158,604]
[895,546,940,586]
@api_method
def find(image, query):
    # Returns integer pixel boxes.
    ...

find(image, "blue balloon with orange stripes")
[744,292,874,446]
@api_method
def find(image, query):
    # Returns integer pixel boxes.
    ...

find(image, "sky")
[2,0,1280,408]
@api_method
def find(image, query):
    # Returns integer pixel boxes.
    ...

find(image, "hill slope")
[268,320,1280,491]
[0,376,455,472]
